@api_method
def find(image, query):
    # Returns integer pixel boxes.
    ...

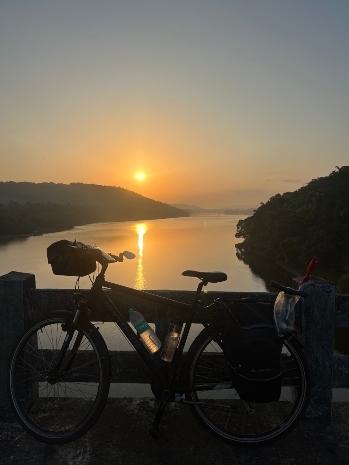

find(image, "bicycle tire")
[184,327,309,444]
[8,312,111,444]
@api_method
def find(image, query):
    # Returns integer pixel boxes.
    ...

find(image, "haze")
[1,1,348,209]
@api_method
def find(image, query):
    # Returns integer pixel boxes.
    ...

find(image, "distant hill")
[171,204,256,215]
[225,208,255,215]
[235,166,349,291]
[0,182,190,236]
[170,204,205,213]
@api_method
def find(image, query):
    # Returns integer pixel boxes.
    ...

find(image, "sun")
[135,172,145,181]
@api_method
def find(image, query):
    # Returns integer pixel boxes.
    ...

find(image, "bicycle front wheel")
[8,313,110,444]
[184,328,309,444]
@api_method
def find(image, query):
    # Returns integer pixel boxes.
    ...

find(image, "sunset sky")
[1,1,348,208]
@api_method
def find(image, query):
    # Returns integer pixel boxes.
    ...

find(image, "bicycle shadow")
[1,398,349,465]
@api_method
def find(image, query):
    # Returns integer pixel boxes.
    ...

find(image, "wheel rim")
[188,334,307,443]
[10,318,105,439]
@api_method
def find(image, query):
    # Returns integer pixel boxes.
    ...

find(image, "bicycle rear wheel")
[8,313,110,444]
[184,327,309,444]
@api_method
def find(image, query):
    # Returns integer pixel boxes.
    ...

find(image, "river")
[0,214,290,291]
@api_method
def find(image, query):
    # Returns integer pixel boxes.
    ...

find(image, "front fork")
[46,309,84,384]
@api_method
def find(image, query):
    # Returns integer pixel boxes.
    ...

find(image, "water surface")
[0,214,271,292]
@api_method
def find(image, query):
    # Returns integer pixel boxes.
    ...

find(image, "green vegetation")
[0,203,98,235]
[0,182,189,236]
[235,167,349,291]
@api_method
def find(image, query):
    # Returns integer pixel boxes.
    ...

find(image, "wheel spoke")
[9,316,110,443]
[185,329,308,444]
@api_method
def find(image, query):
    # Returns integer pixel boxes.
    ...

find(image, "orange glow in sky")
[0,2,347,209]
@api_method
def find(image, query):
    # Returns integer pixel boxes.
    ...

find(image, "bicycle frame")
[86,272,214,393]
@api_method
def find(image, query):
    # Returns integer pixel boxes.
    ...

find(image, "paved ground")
[1,399,349,465]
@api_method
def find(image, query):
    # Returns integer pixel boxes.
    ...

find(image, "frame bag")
[222,300,283,403]
[47,240,96,277]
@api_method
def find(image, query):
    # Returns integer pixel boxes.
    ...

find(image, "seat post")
[193,280,206,306]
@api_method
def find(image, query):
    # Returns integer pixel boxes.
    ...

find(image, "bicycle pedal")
[149,421,160,441]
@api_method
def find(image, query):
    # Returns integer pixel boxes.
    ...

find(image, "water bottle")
[161,322,183,362]
[128,308,162,354]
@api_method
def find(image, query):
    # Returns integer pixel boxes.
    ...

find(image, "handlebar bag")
[221,300,283,403]
[47,240,96,277]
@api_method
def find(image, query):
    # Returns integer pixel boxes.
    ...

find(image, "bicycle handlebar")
[67,243,135,265]
[270,281,308,298]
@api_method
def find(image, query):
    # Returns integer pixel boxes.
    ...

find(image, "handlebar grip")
[270,281,308,298]
[109,253,124,262]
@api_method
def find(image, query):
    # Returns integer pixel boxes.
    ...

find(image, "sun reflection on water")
[134,223,147,289]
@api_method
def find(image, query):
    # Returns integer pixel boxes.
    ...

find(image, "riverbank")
[0,214,191,241]
[1,399,349,465]
[236,246,301,275]
[0,232,43,240]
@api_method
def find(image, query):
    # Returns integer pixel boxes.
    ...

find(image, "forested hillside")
[235,167,349,291]
[0,182,189,236]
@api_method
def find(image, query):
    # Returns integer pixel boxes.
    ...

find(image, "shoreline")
[0,214,193,241]
[0,232,44,240]
[236,246,302,277]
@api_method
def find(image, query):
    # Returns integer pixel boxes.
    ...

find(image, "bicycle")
[8,242,309,445]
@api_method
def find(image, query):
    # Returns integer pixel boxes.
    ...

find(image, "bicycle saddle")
[182,270,227,283]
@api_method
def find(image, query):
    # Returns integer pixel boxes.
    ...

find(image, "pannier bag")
[47,240,96,277]
[222,300,283,403]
